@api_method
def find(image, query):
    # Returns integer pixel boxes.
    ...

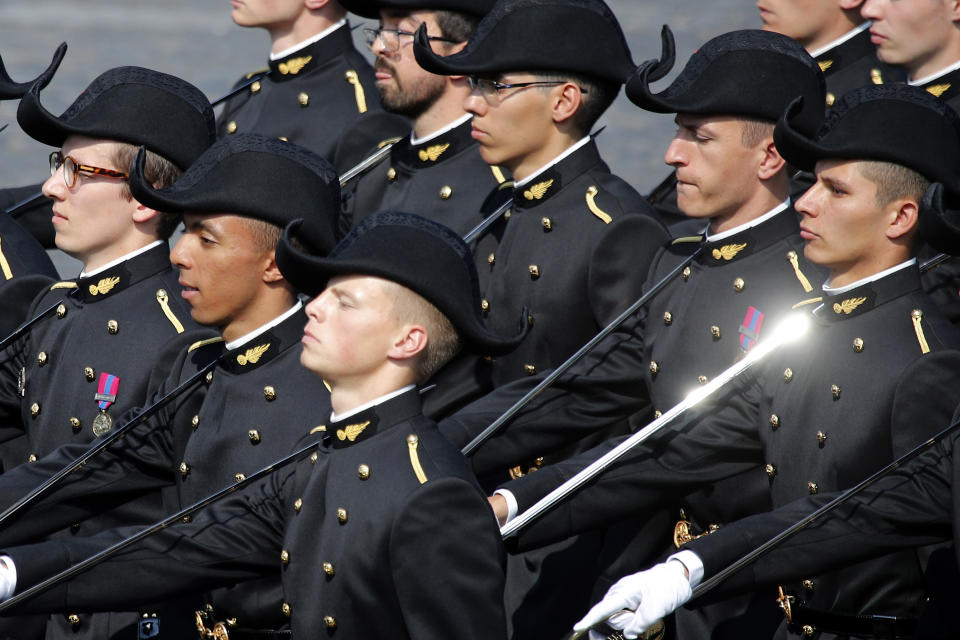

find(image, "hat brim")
[0,42,66,101]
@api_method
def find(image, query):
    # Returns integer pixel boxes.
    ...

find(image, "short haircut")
[739,117,775,149]
[242,216,283,254]
[857,160,931,208]
[381,280,462,383]
[110,143,182,240]
[433,9,481,43]
[532,71,620,137]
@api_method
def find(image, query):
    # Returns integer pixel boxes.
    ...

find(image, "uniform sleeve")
[390,477,507,640]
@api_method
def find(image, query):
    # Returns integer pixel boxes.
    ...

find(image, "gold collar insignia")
[523,179,554,201]
[236,343,270,366]
[833,296,867,315]
[818,60,833,72]
[337,420,371,442]
[418,143,450,162]
[927,83,951,98]
[88,276,120,296]
[278,55,312,75]
[712,243,748,261]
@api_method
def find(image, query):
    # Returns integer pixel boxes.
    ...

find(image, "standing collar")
[909,58,960,87]
[76,242,171,303]
[224,301,303,351]
[705,199,791,242]
[326,386,421,450]
[817,259,920,321]
[80,240,165,278]
[808,21,871,59]
[822,258,917,294]
[269,19,347,61]
[410,113,472,145]
[513,136,591,189]
[219,303,308,374]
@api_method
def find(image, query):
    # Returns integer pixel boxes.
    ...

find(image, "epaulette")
[50,281,78,291]
[406,433,428,484]
[911,308,931,355]
[490,166,507,184]
[156,289,186,334]
[671,236,702,245]
[344,70,367,113]
[245,68,270,80]
[498,180,515,191]
[378,136,403,149]
[785,250,814,293]
[585,186,612,224]
[187,336,224,354]
[0,238,12,280]
[309,424,327,435]
[791,297,822,310]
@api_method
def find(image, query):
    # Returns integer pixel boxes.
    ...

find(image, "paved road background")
[0,1,758,275]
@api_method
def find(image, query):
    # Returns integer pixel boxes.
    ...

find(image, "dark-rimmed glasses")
[363,27,459,53]
[49,151,130,189]
[467,77,587,106]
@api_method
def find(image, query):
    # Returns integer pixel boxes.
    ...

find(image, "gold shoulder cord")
[791,297,822,310]
[490,166,507,184]
[786,251,813,292]
[911,309,931,354]
[50,281,78,291]
[407,434,428,484]
[156,289,185,334]
[187,336,224,353]
[0,237,12,280]
[344,70,368,113]
[585,186,612,224]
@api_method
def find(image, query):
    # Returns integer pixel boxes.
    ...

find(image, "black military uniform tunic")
[3,388,508,640]
[217,21,385,162]
[0,212,56,282]
[811,23,904,109]
[339,115,509,236]
[0,307,331,635]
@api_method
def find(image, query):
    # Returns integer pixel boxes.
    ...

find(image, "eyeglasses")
[467,77,587,106]
[363,27,459,53]
[49,151,130,189]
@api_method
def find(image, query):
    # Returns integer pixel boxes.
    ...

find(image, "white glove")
[0,556,16,601]
[573,560,692,639]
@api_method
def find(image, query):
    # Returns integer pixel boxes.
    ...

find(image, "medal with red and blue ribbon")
[92,372,119,437]
[739,306,765,351]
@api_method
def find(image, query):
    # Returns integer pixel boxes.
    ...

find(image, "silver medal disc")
[92,412,113,437]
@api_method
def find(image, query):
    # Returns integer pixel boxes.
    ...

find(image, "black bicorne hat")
[17,66,216,169]
[916,183,960,256]
[129,133,339,256]
[0,43,66,100]
[413,0,634,83]
[626,28,825,136]
[276,211,527,355]
[340,0,495,19]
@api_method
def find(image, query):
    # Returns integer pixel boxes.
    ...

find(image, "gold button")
[337,507,348,523]
[179,462,190,477]
[769,414,779,429]
[487,253,495,265]
[182,515,192,523]
[765,463,776,478]
[281,603,291,617]
[358,464,370,480]
[710,325,721,339]
[480,299,489,312]
[439,185,453,200]
[653,410,662,419]
[310,452,318,464]
[663,311,673,326]
[407,434,418,445]
[852,338,864,353]
[323,616,336,629]
[294,498,303,513]
[682,266,691,281]
[503,210,511,220]
[386,167,397,182]
[205,371,214,384]
[226,121,238,134]
[67,614,80,626]
[27,454,37,463]
[250,80,261,94]
[323,562,335,576]
[802,624,815,636]
[529,265,540,278]
[107,319,119,335]
[37,352,47,366]
[808,482,819,494]
[248,429,261,444]
[527,314,535,327]
[787,250,798,261]
[649,361,659,375]
[524,364,536,375]
[56,304,67,318]
[816,431,827,446]
[802,579,815,590]
[191,415,200,429]
[830,384,841,400]
[541,217,552,231]
[235,473,245,482]
[278,136,288,142]
[264,386,277,401]
[70,417,81,432]
[733,278,745,292]
[298,92,309,107]
[30,402,40,417]
[826,91,836,106]
[84,366,95,381]
[783,368,793,382]
[698,375,708,384]
[280,550,290,564]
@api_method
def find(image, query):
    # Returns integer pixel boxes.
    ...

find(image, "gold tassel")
[911,309,930,354]
[787,251,813,292]
[407,434,428,484]
[156,289,185,334]
[585,186,612,224]
[344,70,368,114]
[0,237,13,280]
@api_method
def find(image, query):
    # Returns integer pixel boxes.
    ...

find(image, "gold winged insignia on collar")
[927,83,951,98]
[88,276,120,296]
[818,60,834,72]
[278,55,312,75]
[523,179,554,201]
[712,243,748,261]
[337,420,371,442]
[833,296,867,315]
[236,343,271,366]
[418,142,450,162]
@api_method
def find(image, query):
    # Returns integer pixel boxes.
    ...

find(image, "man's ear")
[550,82,584,126]
[757,140,787,181]
[262,251,285,284]
[885,198,920,241]
[131,203,160,225]
[388,324,429,361]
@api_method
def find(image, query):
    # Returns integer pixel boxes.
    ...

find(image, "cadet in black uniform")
[220,0,405,163]
[0,133,341,638]
[521,84,960,640]
[0,211,523,640]
[336,0,507,237]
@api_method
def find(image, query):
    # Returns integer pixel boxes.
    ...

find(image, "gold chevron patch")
[337,420,371,442]
[418,143,450,162]
[278,56,312,75]
[833,296,867,315]
[927,83,951,98]
[712,243,747,261]
[818,60,833,72]
[236,343,270,366]
[88,276,120,296]
[523,179,554,201]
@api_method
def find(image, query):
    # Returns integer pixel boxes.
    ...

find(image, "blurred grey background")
[0,1,758,275]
